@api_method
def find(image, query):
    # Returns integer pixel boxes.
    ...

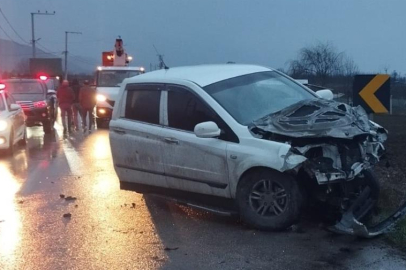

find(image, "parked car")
[1,78,57,133]
[109,64,398,237]
[0,85,27,154]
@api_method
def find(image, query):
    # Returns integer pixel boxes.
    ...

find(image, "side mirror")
[9,104,21,111]
[316,89,334,100]
[47,89,56,95]
[194,121,221,138]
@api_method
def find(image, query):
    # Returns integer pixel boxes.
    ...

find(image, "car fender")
[226,138,306,198]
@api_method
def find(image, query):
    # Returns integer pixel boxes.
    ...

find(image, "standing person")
[79,80,96,133]
[57,80,75,134]
[71,78,81,131]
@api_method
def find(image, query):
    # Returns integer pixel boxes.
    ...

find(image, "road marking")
[358,74,389,113]
[54,122,84,176]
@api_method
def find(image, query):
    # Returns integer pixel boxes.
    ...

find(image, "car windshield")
[203,71,316,125]
[0,95,5,111]
[97,70,142,87]
[6,82,44,94]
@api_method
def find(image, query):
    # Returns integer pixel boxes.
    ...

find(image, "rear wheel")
[237,169,303,230]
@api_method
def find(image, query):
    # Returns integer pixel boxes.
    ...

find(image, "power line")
[36,41,61,55]
[69,54,98,66]
[0,8,29,44]
[0,23,16,42]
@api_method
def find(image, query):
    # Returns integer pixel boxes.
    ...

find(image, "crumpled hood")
[251,99,375,139]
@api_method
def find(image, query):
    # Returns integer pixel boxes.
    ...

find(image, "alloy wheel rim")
[248,179,288,217]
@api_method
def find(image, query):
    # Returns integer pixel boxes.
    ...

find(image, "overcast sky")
[1,0,406,73]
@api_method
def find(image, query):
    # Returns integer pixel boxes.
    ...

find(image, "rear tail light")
[39,75,48,81]
[0,83,5,90]
[34,100,47,108]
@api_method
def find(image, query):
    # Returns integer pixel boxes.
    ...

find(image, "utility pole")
[31,11,55,58]
[64,31,82,80]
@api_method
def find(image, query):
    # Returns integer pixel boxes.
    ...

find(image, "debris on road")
[131,203,136,208]
[18,200,24,204]
[63,213,72,218]
[60,194,65,199]
[164,247,179,251]
[65,196,77,201]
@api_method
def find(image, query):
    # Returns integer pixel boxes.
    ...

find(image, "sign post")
[353,74,390,117]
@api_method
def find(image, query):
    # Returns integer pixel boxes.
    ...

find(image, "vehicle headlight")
[0,120,8,132]
[97,94,107,102]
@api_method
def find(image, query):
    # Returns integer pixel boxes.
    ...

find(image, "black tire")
[43,120,54,134]
[7,130,14,155]
[18,128,27,146]
[237,169,303,231]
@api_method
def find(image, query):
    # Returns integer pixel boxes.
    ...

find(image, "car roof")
[97,66,144,71]
[2,78,43,83]
[125,64,273,87]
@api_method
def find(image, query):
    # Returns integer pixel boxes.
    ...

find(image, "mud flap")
[329,187,406,238]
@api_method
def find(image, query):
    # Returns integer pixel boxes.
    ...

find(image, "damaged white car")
[110,64,405,237]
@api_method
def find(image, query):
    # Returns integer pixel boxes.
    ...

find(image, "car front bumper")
[0,129,11,149]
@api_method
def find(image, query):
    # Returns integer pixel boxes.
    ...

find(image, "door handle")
[164,137,179,144]
[112,128,126,135]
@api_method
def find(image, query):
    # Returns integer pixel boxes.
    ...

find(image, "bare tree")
[341,56,359,77]
[289,42,346,84]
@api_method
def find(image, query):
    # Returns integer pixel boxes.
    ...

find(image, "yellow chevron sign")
[358,74,390,113]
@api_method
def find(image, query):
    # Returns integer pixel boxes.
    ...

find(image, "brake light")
[0,83,5,90]
[34,100,47,108]
[39,75,48,81]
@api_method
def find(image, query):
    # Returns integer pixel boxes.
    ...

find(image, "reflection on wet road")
[0,124,405,269]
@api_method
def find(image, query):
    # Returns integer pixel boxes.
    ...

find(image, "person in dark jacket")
[79,80,96,132]
[71,78,81,131]
[57,80,75,134]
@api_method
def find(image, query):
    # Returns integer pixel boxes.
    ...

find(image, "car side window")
[7,94,16,104]
[124,88,161,125]
[167,87,217,132]
[166,85,240,143]
[0,95,5,111]
[4,93,12,109]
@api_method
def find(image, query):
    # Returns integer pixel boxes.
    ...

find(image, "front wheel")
[18,128,27,146]
[6,130,14,155]
[237,169,303,230]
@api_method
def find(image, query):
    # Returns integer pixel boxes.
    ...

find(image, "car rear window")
[125,90,160,124]
[6,82,45,94]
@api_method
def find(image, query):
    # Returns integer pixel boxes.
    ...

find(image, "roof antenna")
[153,44,169,70]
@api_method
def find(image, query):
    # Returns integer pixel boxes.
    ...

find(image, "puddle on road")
[0,163,22,268]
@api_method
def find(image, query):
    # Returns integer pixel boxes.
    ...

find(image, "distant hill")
[0,39,96,76]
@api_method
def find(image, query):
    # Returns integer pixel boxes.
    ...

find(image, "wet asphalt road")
[1,123,406,270]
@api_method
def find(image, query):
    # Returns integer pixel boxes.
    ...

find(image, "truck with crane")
[95,38,145,128]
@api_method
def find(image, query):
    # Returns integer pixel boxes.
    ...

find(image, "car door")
[4,93,24,141]
[109,84,168,189]
[161,85,231,197]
